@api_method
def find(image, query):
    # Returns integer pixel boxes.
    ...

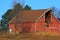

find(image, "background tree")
[24,5,31,10]
[0,9,13,31]
[0,21,1,27]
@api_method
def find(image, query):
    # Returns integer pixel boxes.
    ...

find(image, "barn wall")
[9,22,35,33]
[50,14,59,27]
[16,23,22,33]
[49,13,59,32]
[59,23,60,32]
[16,23,35,33]
[30,23,35,32]
[36,16,46,32]
[9,23,15,32]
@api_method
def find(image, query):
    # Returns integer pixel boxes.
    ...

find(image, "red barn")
[9,8,60,33]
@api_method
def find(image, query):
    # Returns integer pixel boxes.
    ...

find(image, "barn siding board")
[30,23,35,32]
[36,17,45,32]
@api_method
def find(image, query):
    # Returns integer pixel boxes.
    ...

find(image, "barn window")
[45,10,51,27]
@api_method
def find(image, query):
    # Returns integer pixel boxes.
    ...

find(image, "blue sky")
[0,0,60,20]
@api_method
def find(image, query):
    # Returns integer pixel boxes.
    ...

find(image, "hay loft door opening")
[45,10,51,27]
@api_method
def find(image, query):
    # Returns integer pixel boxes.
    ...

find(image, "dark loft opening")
[45,10,51,27]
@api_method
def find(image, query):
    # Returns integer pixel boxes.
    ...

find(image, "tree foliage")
[0,21,1,27]
[13,3,22,11]
[24,5,31,10]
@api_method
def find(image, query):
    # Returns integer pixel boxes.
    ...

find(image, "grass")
[0,32,60,40]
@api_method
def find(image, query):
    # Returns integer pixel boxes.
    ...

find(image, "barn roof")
[9,9,51,23]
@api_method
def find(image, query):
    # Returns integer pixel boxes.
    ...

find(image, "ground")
[0,32,60,40]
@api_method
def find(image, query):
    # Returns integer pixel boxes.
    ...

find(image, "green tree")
[13,3,23,13]
[1,9,12,30]
[24,5,31,10]
[0,21,1,27]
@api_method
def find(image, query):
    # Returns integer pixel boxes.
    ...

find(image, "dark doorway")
[45,10,51,27]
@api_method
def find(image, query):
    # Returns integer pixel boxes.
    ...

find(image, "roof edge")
[8,16,16,24]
